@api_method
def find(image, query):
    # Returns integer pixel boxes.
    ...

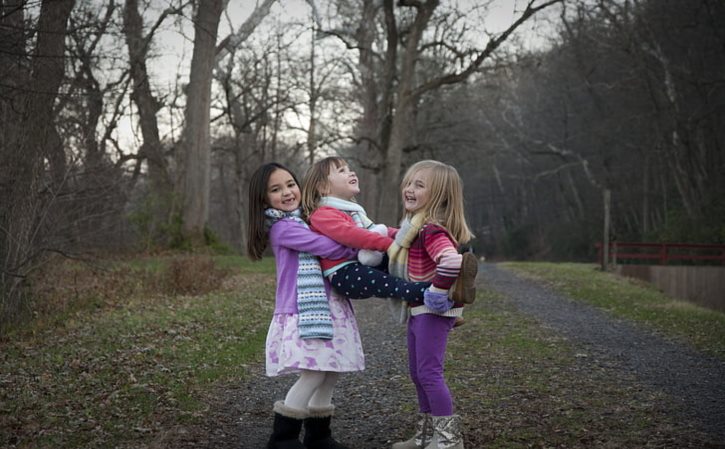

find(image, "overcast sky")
[117,0,557,148]
[149,0,555,84]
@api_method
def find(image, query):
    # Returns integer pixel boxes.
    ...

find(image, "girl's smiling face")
[324,163,359,200]
[266,169,301,212]
[402,168,432,213]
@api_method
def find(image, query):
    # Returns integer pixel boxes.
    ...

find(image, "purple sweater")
[269,219,358,314]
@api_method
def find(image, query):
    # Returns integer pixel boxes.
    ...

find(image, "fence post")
[602,189,611,271]
[659,244,668,265]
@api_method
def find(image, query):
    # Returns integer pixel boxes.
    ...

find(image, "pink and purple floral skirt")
[265,295,365,376]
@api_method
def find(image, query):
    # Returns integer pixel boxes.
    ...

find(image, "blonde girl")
[247,162,360,449]
[389,160,476,449]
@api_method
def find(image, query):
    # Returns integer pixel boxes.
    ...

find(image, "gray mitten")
[358,249,384,266]
[424,288,453,313]
[368,223,388,236]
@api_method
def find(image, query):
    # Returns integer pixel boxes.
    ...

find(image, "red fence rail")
[595,242,725,265]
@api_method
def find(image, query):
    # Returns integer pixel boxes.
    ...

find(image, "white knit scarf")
[319,196,374,229]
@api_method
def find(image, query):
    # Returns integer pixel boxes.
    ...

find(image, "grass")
[2,258,721,448]
[503,262,725,359]
[0,254,275,449]
[446,285,711,448]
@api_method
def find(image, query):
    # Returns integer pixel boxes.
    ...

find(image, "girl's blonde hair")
[301,156,348,218]
[401,160,473,244]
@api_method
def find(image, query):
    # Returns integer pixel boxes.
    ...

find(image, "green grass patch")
[0,254,276,448]
[445,286,708,448]
[503,262,725,359]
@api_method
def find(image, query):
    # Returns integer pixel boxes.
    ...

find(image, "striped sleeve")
[422,225,462,290]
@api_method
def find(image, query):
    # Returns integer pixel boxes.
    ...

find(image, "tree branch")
[413,0,562,98]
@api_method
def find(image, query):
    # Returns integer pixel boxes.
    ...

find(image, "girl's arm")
[270,220,358,260]
[310,207,393,251]
[423,226,463,291]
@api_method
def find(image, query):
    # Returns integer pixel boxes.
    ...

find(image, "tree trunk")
[642,151,650,236]
[179,0,225,246]
[352,0,382,215]
[123,0,172,197]
[307,18,317,164]
[602,189,611,271]
[377,0,438,225]
[1,0,75,324]
[378,95,416,225]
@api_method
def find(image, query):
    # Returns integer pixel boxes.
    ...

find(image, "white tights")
[284,370,340,410]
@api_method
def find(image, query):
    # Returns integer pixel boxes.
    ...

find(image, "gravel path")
[165,298,415,449]
[481,263,725,442]
[165,263,725,448]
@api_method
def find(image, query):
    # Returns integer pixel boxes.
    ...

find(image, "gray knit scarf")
[265,208,333,340]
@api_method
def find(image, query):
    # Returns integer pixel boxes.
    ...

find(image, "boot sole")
[451,252,478,304]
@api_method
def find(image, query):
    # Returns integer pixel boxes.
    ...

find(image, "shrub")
[162,255,231,296]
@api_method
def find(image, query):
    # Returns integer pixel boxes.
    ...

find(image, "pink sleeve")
[422,226,462,290]
[310,207,393,251]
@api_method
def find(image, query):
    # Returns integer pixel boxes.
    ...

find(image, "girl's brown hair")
[246,162,300,260]
[301,156,348,218]
[401,160,473,244]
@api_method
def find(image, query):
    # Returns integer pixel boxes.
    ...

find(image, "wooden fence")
[595,242,725,266]
[594,242,725,313]
[615,265,725,313]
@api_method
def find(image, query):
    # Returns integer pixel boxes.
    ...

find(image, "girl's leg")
[409,314,456,416]
[331,263,429,301]
[285,370,328,410]
[308,371,340,408]
[407,320,431,414]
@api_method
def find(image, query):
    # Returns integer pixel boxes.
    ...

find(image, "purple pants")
[407,313,456,416]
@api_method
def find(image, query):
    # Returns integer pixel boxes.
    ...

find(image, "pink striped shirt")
[407,223,463,308]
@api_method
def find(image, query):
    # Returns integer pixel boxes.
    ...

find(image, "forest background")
[1,0,723,326]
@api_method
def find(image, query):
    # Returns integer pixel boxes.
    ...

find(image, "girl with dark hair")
[247,162,361,449]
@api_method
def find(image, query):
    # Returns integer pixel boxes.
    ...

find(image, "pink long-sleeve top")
[269,219,358,314]
[309,206,396,276]
[407,223,464,316]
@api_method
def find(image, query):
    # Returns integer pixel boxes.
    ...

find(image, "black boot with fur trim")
[267,401,307,449]
[302,405,350,449]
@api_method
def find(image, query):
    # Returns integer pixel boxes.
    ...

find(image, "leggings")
[408,313,456,416]
[330,262,429,302]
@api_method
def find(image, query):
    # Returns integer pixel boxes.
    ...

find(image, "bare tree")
[178,0,279,246]
[310,0,561,223]
[123,0,181,197]
[374,0,562,224]
[178,0,226,245]
[1,0,76,324]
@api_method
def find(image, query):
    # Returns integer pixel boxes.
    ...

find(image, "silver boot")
[392,413,433,449]
[423,415,464,449]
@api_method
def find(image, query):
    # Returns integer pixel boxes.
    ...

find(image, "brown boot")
[450,252,478,304]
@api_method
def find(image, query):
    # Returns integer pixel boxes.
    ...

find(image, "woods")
[1,0,723,326]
